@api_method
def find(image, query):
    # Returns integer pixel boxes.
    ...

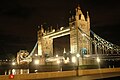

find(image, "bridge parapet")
[1,68,120,80]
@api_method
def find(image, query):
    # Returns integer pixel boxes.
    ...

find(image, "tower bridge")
[17,6,120,66]
[37,6,90,57]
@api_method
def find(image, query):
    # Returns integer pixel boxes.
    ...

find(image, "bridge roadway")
[29,72,120,80]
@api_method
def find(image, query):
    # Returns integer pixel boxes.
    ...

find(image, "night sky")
[0,0,120,59]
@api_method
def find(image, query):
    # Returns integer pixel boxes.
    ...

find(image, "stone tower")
[38,25,53,57]
[69,5,90,56]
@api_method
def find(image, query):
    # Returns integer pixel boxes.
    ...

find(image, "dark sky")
[0,0,120,59]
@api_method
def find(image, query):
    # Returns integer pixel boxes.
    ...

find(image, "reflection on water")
[4,69,29,75]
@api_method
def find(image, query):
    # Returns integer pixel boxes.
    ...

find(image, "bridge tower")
[69,6,91,65]
[37,25,53,65]
[38,25,53,57]
[69,6,90,55]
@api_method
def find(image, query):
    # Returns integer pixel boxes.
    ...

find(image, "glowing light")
[60,27,64,30]
[96,57,100,63]
[9,74,14,79]
[12,62,16,65]
[57,60,60,64]
[71,56,76,63]
[76,53,80,57]
[52,29,55,32]
[35,70,38,72]
[51,32,70,39]
[12,69,16,75]
[34,59,39,65]
[56,54,58,57]
[34,54,38,56]
[43,28,70,38]
[82,33,86,36]
[38,44,42,56]
[64,60,68,64]
[64,57,69,64]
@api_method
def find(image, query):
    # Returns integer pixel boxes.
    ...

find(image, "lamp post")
[96,57,100,63]
[96,57,101,69]
[76,53,80,76]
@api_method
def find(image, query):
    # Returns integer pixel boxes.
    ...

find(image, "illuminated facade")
[38,6,90,58]
[16,50,31,65]
[69,6,90,55]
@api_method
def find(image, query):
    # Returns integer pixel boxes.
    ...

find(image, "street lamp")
[76,53,80,76]
[96,57,100,63]
[96,57,101,69]
[12,62,16,66]
[34,59,40,65]
[76,53,80,57]
[56,54,58,57]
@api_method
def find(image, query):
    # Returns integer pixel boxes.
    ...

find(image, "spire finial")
[63,48,66,53]
[40,25,44,33]
[87,11,89,16]
[87,11,90,22]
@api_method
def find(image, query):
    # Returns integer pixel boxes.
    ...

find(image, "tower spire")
[87,11,90,22]
[41,25,44,33]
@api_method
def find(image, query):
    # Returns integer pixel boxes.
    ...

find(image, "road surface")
[29,72,120,80]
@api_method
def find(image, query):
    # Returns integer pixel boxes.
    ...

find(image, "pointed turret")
[75,5,85,21]
[87,11,90,23]
[40,25,44,33]
[76,5,82,15]
[87,11,90,34]
[81,14,85,21]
